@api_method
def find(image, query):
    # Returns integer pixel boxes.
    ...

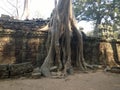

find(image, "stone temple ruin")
[0,16,120,78]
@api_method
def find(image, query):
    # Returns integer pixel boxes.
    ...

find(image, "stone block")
[0,64,9,78]
[9,62,33,77]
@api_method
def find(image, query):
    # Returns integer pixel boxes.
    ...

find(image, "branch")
[21,0,29,19]
[0,6,13,16]
[7,0,17,9]
[7,0,19,18]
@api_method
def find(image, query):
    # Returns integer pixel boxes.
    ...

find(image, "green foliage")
[74,0,108,22]
[73,0,120,34]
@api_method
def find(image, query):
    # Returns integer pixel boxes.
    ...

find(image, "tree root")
[39,0,88,77]
[104,66,120,73]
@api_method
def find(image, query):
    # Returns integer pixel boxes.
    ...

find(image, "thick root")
[40,0,87,77]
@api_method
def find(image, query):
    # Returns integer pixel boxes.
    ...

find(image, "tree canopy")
[73,0,120,33]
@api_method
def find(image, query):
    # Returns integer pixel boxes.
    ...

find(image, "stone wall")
[0,30,47,66]
[0,19,120,68]
[83,37,100,65]
[84,37,120,67]
[0,19,47,78]
[0,19,48,66]
[0,19,48,30]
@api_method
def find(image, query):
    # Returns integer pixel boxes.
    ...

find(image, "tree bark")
[21,0,29,19]
[40,0,87,77]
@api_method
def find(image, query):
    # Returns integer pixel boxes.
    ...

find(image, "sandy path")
[0,71,120,90]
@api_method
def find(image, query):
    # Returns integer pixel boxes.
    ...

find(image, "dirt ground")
[0,71,120,90]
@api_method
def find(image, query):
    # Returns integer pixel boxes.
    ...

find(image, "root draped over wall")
[40,0,87,77]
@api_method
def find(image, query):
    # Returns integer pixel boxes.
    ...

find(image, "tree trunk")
[40,0,87,77]
[21,0,29,19]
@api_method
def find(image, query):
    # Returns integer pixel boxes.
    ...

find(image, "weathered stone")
[83,37,100,65]
[0,18,48,31]
[9,62,33,77]
[84,37,120,68]
[110,67,120,73]
[0,37,15,64]
[0,19,48,66]
[32,72,41,79]
[32,68,41,78]
[0,19,120,70]
[0,64,9,78]
[0,14,11,20]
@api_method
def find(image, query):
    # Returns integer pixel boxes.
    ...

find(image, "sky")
[29,0,55,19]
[0,0,55,19]
[78,21,94,33]
[0,0,93,33]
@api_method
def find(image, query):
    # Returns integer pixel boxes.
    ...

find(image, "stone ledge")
[0,62,33,79]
